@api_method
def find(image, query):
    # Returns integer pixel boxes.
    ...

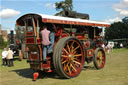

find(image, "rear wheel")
[53,37,85,78]
[93,48,106,69]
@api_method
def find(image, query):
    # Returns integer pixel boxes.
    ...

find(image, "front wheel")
[53,37,85,78]
[93,47,106,69]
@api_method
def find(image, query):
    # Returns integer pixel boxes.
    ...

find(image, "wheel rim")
[61,39,84,77]
[96,50,105,68]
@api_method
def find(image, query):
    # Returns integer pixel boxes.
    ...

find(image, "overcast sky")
[0,0,128,32]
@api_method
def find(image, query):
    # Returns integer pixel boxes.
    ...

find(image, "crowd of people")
[1,48,14,67]
[102,42,124,54]
[102,43,114,54]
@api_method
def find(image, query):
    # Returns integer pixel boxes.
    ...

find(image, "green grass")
[0,48,128,85]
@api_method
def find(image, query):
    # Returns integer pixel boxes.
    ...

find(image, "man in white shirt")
[6,48,14,67]
[1,48,8,66]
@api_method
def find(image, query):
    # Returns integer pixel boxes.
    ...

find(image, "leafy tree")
[105,17,128,40]
[55,0,73,16]
[0,35,8,49]
[0,35,4,46]
[122,17,128,25]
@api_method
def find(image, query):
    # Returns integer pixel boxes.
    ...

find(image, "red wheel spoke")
[63,48,69,55]
[67,63,71,74]
[64,62,69,71]
[72,45,80,53]
[72,51,77,55]
[73,60,81,65]
[61,58,65,62]
[97,60,101,65]
[71,63,77,72]
[70,41,75,50]
[62,55,68,57]
[62,58,68,64]
[62,60,67,64]
[74,57,80,61]
[74,54,82,57]
[97,53,100,58]
[67,43,71,53]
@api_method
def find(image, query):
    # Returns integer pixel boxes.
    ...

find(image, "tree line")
[105,17,128,40]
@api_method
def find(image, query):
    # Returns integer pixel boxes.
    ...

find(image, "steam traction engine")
[16,13,110,80]
[8,30,19,57]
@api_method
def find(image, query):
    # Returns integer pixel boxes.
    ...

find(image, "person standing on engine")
[40,25,51,64]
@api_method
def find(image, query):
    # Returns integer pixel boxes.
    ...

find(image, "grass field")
[0,48,128,85]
